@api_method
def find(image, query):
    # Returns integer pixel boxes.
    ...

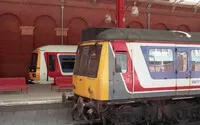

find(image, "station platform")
[0,84,73,106]
[0,84,76,125]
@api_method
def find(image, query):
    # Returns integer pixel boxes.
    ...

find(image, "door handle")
[186,71,192,79]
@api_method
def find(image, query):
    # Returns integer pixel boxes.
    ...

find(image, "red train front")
[29,45,77,84]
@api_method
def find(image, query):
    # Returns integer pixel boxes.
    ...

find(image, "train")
[69,28,200,125]
[28,45,77,84]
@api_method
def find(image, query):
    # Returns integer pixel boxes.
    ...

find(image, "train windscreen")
[29,53,38,72]
[74,44,102,78]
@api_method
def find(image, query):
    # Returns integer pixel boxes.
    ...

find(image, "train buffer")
[0,77,28,94]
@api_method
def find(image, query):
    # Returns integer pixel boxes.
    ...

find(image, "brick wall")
[0,0,200,77]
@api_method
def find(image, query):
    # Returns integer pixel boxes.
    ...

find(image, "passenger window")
[191,50,200,71]
[48,55,55,72]
[59,55,75,73]
[149,49,173,72]
[115,53,127,73]
[177,52,188,72]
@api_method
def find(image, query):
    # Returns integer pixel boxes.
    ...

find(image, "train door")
[113,51,133,99]
[47,53,56,82]
[176,47,191,95]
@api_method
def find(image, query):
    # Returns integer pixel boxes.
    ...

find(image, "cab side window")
[115,53,127,73]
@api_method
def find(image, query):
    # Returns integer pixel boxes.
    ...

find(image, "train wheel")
[113,105,145,125]
[71,103,83,121]
[174,100,191,124]
[102,116,113,125]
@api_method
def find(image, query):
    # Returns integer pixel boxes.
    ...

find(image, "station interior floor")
[0,84,72,106]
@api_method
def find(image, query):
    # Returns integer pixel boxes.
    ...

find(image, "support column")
[116,0,125,28]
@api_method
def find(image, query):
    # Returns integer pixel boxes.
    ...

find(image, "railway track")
[63,94,200,125]
[65,121,200,125]
[68,121,200,125]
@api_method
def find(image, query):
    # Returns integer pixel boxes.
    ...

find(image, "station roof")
[138,0,200,11]
[99,0,200,12]
[147,0,200,6]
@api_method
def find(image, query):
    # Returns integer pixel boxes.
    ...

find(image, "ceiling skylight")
[169,0,200,5]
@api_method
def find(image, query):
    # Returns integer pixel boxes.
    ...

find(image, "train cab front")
[29,52,40,84]
[71,41,109,122]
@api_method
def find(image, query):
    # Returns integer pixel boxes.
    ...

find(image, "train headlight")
[72,84,76,89]
[88,87,93,95]
[32,74,36,77]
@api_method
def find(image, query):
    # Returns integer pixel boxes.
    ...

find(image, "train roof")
[35,45,77,52]
[82,27,200,42]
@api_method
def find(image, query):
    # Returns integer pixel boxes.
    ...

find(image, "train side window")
[59,55,75,73]
[48,55,55,72]
[115,53,127,73]
[149,49,174,72]
[191,50,200,71]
